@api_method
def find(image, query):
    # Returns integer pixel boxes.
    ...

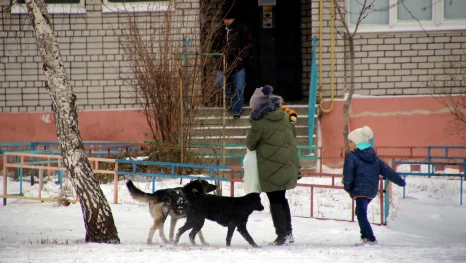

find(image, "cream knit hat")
[348,126,374,145]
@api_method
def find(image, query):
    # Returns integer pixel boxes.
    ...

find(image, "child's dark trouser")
[355,197,376,242]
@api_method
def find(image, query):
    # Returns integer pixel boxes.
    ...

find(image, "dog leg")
[148,217,168,244]
[157,224,169,244]
[237,222,260,248]
[148,203,169,244]
[226,225,237,247]
[188,220,205,246]
[197,230,209,246]
[147,223,156,244]
[169,217,177,243]
[157,205,170,244]
[174,221,194,245]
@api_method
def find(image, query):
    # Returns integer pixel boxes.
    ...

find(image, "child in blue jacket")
[343,126,406,246]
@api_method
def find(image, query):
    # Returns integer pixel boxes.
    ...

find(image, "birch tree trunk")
[25,0,120,243]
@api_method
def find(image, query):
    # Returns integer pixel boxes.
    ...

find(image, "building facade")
[0,0,465,149]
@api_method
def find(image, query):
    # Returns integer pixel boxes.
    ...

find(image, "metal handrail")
[308,37,319,152]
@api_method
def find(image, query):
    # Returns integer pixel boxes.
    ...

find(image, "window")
[12,0,85,14]
[348,0,466,32]
[102,0,173,13]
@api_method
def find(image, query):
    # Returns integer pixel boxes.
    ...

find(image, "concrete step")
[189,104,317,171]
[195,105,312,118]
[191,114,310,126]
[189,125,309,137]
[189,135,310,146]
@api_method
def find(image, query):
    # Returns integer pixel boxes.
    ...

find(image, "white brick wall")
[0,0,201,112]
[1,0,465,112]
[313,1,466,98]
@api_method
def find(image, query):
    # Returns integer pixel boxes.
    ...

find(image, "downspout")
[319,0,335,113]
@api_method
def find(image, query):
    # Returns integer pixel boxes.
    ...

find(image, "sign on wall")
[258,0,276,6]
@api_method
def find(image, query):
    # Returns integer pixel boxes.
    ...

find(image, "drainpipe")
[319,0,335,113]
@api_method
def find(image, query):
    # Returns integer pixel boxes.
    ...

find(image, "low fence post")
[230,169,235,197]
[38,168,43,200]
[310,186,314,218]
[3,154,6,206]
[114,162,119,204]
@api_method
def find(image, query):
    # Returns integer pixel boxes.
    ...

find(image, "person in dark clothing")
[246,85,299,246]
[212,7,252,118]
[343,126,406,246]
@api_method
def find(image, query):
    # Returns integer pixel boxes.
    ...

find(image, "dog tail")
[126,180,159,203]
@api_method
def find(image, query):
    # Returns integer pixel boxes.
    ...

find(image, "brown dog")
[126,179,217,244]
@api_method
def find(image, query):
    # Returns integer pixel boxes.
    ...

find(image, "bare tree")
[25,0,120,243]
[429,54,466,141]
[116,1,230,193]
[332,0,374,153]
[331,0,432,152]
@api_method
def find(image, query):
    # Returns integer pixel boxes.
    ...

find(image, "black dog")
[126,179,217,244]
[174,179,264,247]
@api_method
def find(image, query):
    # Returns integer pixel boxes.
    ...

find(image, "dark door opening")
[234,0,302,103]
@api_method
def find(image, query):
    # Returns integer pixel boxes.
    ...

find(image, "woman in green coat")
[246,85,299,245]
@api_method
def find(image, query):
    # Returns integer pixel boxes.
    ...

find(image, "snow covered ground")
[1,165,466,263]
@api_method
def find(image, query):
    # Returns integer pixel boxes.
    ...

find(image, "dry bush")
[115,0,238,195]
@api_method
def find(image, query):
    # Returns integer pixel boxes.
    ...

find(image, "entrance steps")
[188,105,318,169]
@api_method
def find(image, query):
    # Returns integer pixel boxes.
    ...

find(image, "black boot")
[269,204,288,246]
[282,199,294,243]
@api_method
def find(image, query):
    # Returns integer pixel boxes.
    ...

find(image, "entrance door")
[235,0,302,103]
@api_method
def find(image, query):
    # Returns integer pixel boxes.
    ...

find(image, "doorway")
[235,0,302,103]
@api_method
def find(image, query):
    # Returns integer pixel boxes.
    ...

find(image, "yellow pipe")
[319,0,335,113]
[319,0,323,89]
[222,54,226,166]
[179,59,184,164]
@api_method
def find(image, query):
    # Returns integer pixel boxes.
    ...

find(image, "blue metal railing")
[308,36,319,151]
[115,159,231,192]
[386,146,466,222]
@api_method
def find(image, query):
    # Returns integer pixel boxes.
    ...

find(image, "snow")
[1,166,466,263]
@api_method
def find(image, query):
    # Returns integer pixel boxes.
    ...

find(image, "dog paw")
[201,242,210,246]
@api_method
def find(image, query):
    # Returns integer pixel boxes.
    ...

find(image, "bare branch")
[400,1,431,40]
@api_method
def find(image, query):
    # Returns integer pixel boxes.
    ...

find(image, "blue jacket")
[343,147,406,199]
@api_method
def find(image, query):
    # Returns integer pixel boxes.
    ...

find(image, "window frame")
[11,0,86,14]
[347,0,466,33]
[102,0,173,13]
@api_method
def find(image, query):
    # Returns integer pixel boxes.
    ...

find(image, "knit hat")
[249,85,273,110]
[348,126,374,146]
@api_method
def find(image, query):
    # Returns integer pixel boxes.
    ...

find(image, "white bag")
[243,149,261,194]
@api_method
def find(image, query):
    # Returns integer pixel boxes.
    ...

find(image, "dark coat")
[212,20,252,73]
[246,96,299,193]
[343,147,406,199]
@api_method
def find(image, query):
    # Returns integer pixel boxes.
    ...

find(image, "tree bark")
[342,37,355,154]
[25,0,120,243]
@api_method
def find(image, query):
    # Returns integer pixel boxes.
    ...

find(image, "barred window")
[12,0,85,14]
[102,0,172,13]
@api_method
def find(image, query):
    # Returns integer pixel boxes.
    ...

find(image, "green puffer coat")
[246,96,299,193]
